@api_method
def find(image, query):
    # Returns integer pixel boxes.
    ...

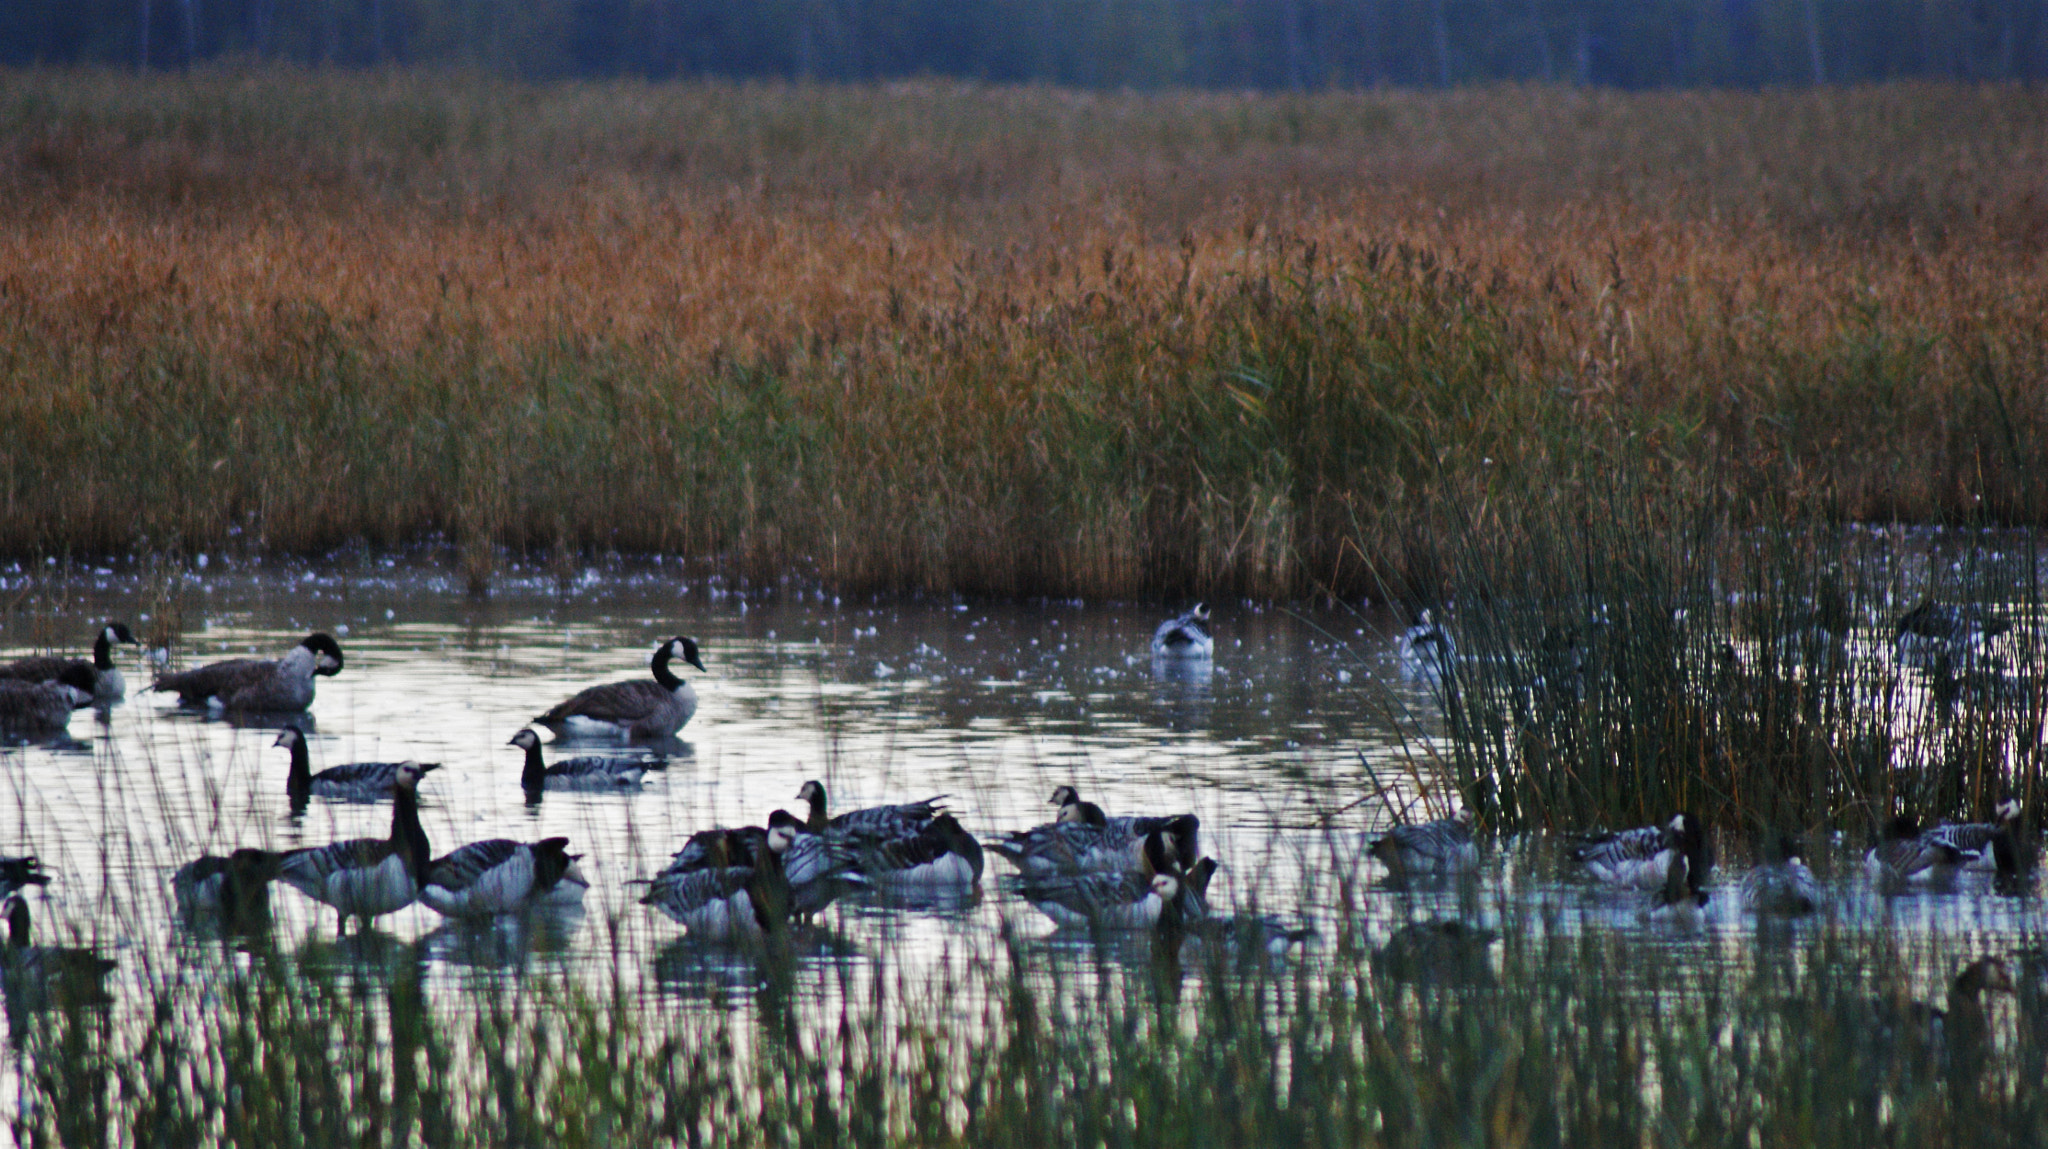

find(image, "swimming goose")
[0,665,97,737]
[274,761,431,935]
[420,837,588,919]
[1647,850,1711,923]
[1567,812,1711,892]
[1895,600,2011,664]
[152,632,344,712]
[1020,831,1204,930]
[275,726,441,805]
[1864,814,1966,884]
[1370,920,1498,986]
[1868,957,2016,1083]
[796,779,945,838]
[172,848,284,920]
[1923,798,2024,873]
[659,817,866,918]
[1741,836,1822,917]
[1151,604,1213,660]
[0,897,117,1008]
[0,856,49,903]
[508,728,668,793]
[991,791,1201,878]
[533,636,704,741]
[844,814,984,889]
[0,622,139,702]
[1396,609,1456,680]
[1368,808,1479,879]
[641,811,798,941]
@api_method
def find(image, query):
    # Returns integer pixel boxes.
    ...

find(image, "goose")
[658,818,866,918]
[0,855,49,903]
[1370,920,1499,986]
[795,779,945,838]
[275,726,441,804]
[641,811,798,941]
[843,814,984,889]
[508,728,668,793]
[152,632,344,712]
[172,848,284,920]
[1396,609,1456,680]
[1151,604,1213,660]
[533,636,704,742]
[1741,835,1822,917]
[991,788,1200,878]
[1895,600,2010,664]
[1567,812,1712,892]
[1367,808,1479,879]
[1647,849,1710,924]
[1019,831,1204,930]
[0,665,97,737]
[420,837,588,919]
[0,896,117,1009]
[1866,957,2016,1084]
[1923,798,2024,873]
[0,622,139,702]
[274,761,431,935]
[1864,814,1966,884]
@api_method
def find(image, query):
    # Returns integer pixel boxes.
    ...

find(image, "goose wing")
[828,798,946,839]
[278,837,399,892]
[0,655,87,683]
[154,657,279,704]
[536,680,671,726]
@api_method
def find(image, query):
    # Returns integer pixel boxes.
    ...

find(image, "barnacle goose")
[1864,814,1966,885]
[274,761,431,935]
[420,837,588,919]
[1647,849,1711,923]
[1,896,117,1008]
[508,728,667,793]
[1396,609,1456,680]
[172,848,284,920]
[1019,831,1206,930]
[0,856,50,903]
[1741,835,1823,917]
[0,622,139,702]
[275,726,441,806]
[795,779,945,838]
[990,785,1200,878]
[152,632,344,712]
[845,814,984,889]
[1895,600,2011,665]
[533,636,704,741]
[1151,604,1213,660]
[1368,808,1479,879]
[1923,798,2024,874]
[658,816,866,918]
[641,811,799,941]
[1567,812,1711,892]
[0,665,97,738]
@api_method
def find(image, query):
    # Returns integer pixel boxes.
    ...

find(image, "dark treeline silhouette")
[6,0,2047,87]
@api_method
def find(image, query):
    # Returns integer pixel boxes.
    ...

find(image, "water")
[0,552,2037,1011]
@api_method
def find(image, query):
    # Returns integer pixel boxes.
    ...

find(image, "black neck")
[284,737,311,793]
[805,791,828,834]
[651,644,682,691]
[6,902,28,947]
[390,783,431,880]
[519,742,547,791]
[92,632,114,671]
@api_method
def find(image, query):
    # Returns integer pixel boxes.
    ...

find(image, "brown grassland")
[0,70,2043,597]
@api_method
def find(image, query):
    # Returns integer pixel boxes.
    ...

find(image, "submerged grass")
[1,72,2046,594]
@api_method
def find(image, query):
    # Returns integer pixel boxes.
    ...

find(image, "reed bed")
[0,71,2044,596]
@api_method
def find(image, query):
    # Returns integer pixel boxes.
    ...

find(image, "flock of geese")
[0,606,1259,995]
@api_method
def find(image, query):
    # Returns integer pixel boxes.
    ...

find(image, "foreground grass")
[0,71,2044,595]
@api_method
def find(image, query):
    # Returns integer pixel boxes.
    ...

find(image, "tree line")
[6,0,2046,88]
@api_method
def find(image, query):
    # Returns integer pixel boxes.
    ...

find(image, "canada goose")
[991,792,1201,878]
[533,636,704,742]
[0,856,49,903]
[1368,808,1479,879]
[1151,604,1213,660]
[1923,798,2024,873]
[1568,812,1712,892]
[1370,920,1498,986]
[0,665,96,737]
[1864,814,1966,884]
[844,813,984,889]
[795,779,945,838]
[152,632,344,712]
[274,761,431,935]
[0,896,117,1008]
[1019,830,1205,930]
[0,622,139,702]
[641,811,798,941]
[1396,609,1456,679]
[1895,600,2010,664]
[1741,835,1822,917]
[420,837,588,919]
[275,726,441,805]
[172,848,284,921]
[658,818,866,918]
[508,728,668,793]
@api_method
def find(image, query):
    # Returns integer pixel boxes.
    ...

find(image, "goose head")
[796,780,826,805]
[274,726,306,751]
[1048,785,1081,809]
[55,664,98,706]
[302,633,345,677]
[508,729,543,752]
[391,762,426,793]
[666,636,706,674]
[102,623,139,648]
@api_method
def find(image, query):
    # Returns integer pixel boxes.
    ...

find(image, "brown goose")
[0,622,139,701]
[152,633,344,712]
[0,665,97,738]
[533,636,704,741]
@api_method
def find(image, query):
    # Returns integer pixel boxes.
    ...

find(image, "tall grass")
[0,71,2044,594]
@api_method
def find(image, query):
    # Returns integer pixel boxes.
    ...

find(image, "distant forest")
[6,0,2048,88]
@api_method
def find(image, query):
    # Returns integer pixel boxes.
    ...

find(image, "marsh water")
[0,551,2041,1013]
